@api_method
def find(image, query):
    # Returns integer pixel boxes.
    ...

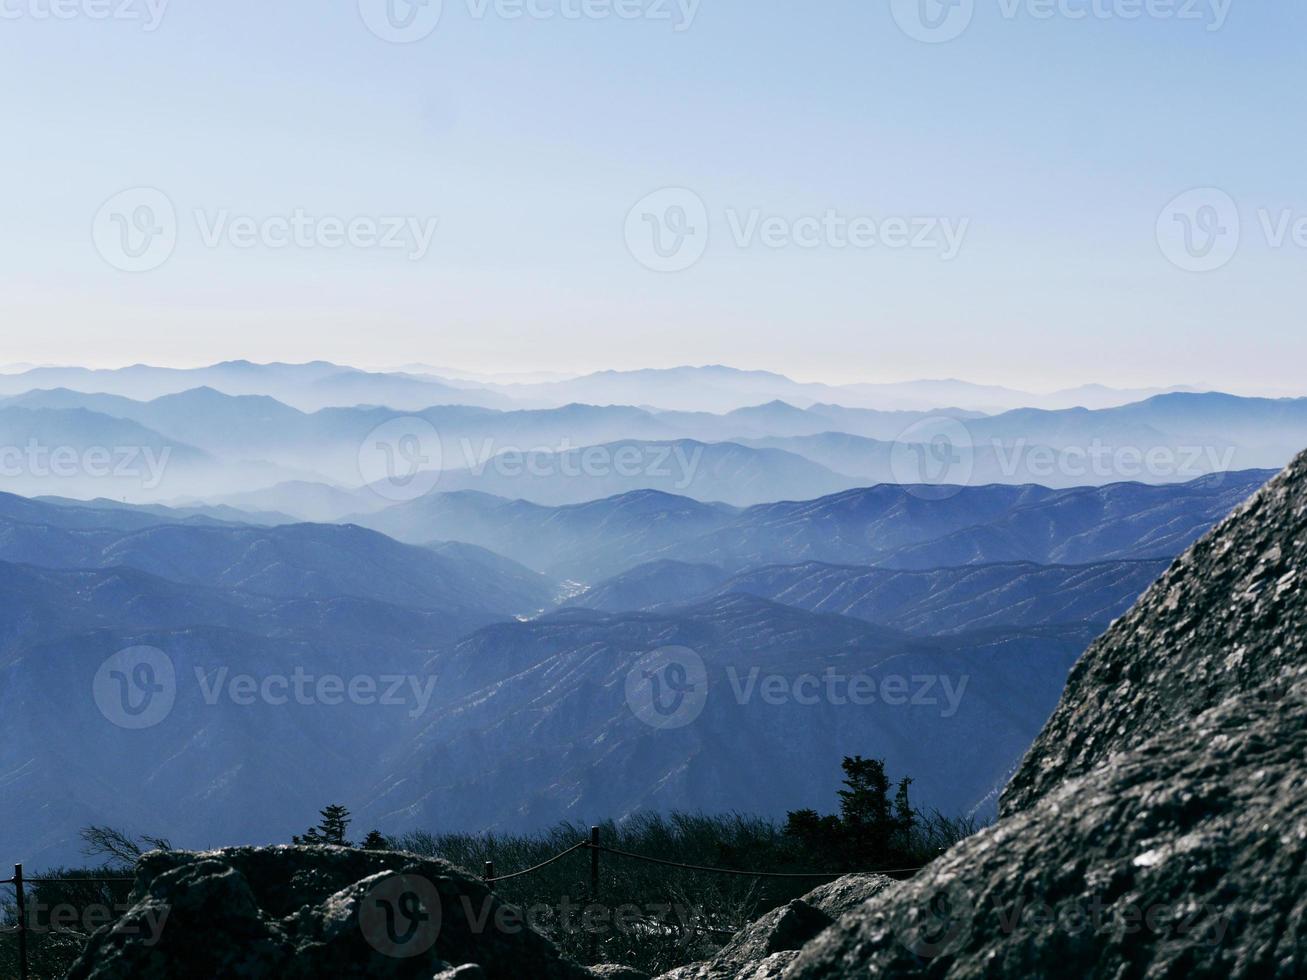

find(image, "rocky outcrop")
[659,875,890,980]
[1003,451,1306,815]
[783,451,1307,976]
[67,846,600,980]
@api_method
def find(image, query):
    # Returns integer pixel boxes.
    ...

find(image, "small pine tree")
[293,805,353,847]
[837,756,892,832]
[361,830,389,851]
[893,777,915,853]
[787,756,919,870]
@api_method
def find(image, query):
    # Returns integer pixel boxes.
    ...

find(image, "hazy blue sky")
[1,0,1303,391]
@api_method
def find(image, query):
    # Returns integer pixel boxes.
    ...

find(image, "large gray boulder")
[1003,452,1306,815]
[784,451,1307,977]
[658,874,891,979]
[66,846,599,979]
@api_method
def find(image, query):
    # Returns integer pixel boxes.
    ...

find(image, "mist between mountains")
[0,424,1244,502]
[0,441,172,489]
[356,412,1246,503]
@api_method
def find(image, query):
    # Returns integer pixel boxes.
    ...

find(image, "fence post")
[483,861,494,893]
[589,827,600,962]
[14,864,28,980]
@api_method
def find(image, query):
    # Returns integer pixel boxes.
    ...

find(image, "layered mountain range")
[0,360,1299,885]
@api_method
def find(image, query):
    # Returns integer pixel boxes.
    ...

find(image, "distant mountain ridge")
[572,557,1170,635]
[5,385,1306,510]
[0,360,1206,414]
[357,471,1272,581]
[360,593,1095,835]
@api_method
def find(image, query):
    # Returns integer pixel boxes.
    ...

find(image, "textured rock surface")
[658,875,890,979]
[1003,452,1306,815]
[783,451,1307,977]
[67,846,598,979]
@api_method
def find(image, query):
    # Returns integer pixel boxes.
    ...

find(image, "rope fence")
[2,865,135,980]
[482,833,926,887]
[479,828,928,960]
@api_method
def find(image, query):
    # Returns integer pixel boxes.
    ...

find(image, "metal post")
[14,864,28,980]
[589,827,600,962]
[483,861,494,893]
